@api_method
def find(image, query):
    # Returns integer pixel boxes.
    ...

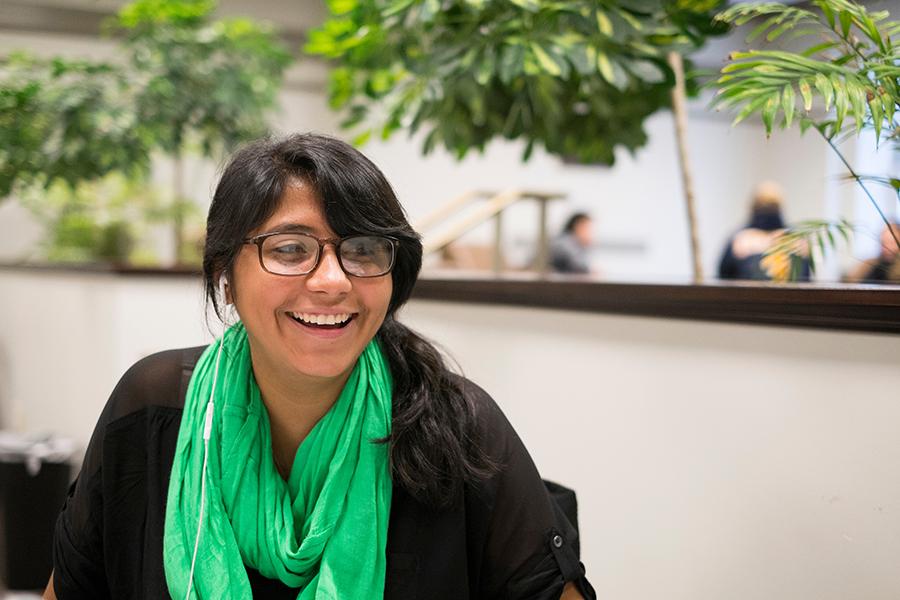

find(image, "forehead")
[257,180,332,236]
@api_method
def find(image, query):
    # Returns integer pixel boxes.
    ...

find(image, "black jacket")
[52,347,593,599]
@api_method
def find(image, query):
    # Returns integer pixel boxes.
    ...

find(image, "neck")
[251,356,352,479]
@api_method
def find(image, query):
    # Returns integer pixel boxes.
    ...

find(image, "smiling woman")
[45,133,594,599]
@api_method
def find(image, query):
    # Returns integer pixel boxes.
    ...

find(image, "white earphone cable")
[184,280,228,600]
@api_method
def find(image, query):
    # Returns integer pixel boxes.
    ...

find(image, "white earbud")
[219,275,228,305]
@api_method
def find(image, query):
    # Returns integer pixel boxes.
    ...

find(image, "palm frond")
[762,219,854,281]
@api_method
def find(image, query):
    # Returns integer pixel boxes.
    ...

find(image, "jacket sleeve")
[461,379,596,599]
[52,418,111,599]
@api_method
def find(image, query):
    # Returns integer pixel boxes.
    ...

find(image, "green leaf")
[869,95,883,140]
[799,116,812,134]
[422,128,438,154]
[530,43,561,77]
[597,52,614,83]
[382,0,415,18]
[613,7,642,31]
[847,82,866,132]
[800,41,839,57]
[508,0,539,12]
[832,76,847,130]
[814,73,833,111]
[762,93,779,134]
[596,10,613,36]
[782,84,794,127]
[798,79,812,111]
[498,44,524,84]
[731,93,772,127]
[522,138,535,160]
[747,16,777,43]
[822,3,835,29]
[839,10,852,37]
[766,22,794,43]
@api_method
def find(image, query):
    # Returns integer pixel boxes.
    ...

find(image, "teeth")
[290,312,351,325]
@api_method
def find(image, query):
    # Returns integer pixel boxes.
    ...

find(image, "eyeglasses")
[242,230,398,278]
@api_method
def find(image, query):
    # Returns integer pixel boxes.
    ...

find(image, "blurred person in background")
[550,212,594,274]
[845,221,900,283]
[717,181,810,281]
[46,134,592,600]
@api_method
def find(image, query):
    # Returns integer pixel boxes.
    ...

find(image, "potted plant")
[306,0,727,279]
[0,0,292,266]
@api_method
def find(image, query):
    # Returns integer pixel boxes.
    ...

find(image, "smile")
[288,311,354,329]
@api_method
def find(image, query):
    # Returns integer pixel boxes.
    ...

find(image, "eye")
[263,234,317,265]
[346,242,374,257]
[273,243,308,256]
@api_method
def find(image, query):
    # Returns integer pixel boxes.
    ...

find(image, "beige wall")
[3,269,900,599]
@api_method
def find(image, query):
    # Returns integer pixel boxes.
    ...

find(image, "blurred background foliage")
[0,0,291,264]
[307,0,727,164]
[17,173,173,264]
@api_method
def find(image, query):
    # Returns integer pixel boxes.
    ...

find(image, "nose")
[305,245,352,295]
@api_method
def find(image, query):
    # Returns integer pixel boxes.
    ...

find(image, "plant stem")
[821,131,900,251]
[668,51,704,283]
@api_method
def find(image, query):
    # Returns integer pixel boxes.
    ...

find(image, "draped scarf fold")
[164,322,393,599]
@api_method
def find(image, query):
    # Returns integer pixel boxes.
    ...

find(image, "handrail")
[417,188,566,274]
[413,190,484,232]
[422,189,523,254]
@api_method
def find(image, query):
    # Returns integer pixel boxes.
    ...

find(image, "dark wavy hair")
[203,133,495,508]
[562,212,591,234]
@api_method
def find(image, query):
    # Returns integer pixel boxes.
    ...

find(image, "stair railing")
[413,189,566,274]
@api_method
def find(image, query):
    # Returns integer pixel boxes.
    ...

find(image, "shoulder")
[446,373,527,474]
[102,346,207,422]
[449,373,508,436]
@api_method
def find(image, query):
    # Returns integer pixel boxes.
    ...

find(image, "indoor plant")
[712,0,899,280]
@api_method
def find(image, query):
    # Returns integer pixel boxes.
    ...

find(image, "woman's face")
[230,180,393,386]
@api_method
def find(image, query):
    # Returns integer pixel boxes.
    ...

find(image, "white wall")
[2,269,900,599]
[0,270,213,434]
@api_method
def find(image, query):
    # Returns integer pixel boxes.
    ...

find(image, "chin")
[291,357,356,381]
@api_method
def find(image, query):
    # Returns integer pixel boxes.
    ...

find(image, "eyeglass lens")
[261,233,394,277]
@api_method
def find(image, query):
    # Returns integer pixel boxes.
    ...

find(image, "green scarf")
[164,322,393,599]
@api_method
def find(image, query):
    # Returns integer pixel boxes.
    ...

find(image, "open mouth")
[288,311,355,330]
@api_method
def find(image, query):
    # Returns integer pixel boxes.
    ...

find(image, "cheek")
[364,279,393,324]
[229,255,284,321]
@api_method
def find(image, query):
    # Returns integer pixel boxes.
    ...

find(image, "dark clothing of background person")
[858,258,900,282]
[550,234,591,274]
[52,347,594,600]
[845,224,900,284]
[718,210,810,281]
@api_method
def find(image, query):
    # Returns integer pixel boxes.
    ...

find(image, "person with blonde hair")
[718,181,809,281]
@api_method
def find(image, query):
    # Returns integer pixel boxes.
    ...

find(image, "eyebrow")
[264,223,318,234]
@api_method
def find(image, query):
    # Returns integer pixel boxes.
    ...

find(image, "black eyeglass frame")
[241,230,399,278]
